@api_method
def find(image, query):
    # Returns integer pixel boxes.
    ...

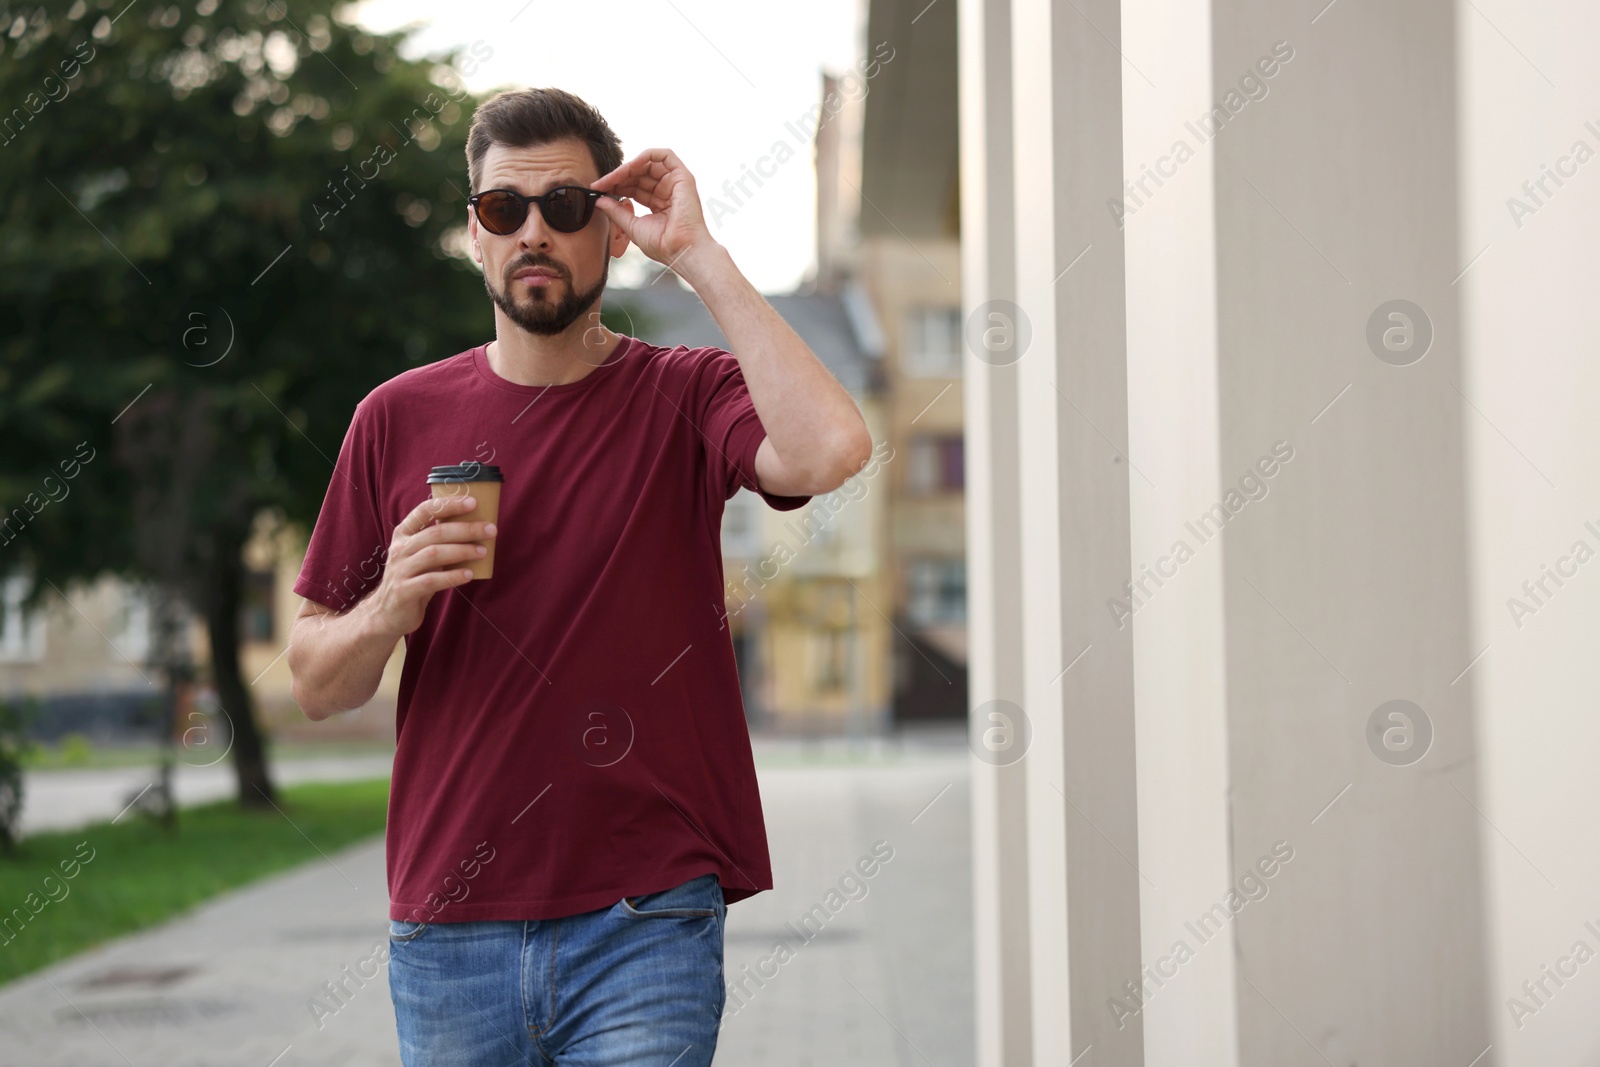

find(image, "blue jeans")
[387,873,727,1066]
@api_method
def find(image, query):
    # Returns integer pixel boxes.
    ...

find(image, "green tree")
[0,0,493,807]
[0,697,39,850]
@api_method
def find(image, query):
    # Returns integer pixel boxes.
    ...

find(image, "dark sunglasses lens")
[476,192,526,235]
[542,187,590,232]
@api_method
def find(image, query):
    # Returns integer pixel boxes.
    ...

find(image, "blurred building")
[0,515,316,748]
[604,277,893,734]
[0,573,167,742]
[820,22,971,726]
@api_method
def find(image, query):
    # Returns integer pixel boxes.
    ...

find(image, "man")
[286,87,871,1066]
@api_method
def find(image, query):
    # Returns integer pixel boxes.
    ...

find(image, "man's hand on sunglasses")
[592,148,718,275]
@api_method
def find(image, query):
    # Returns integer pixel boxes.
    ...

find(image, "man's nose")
[516,205,554,250]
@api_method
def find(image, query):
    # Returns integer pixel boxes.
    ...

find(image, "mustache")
[505,255,566,282]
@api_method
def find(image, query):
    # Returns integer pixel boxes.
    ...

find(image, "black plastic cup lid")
[427,463,503,483]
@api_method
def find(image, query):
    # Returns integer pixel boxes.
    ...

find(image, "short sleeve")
[695,348,812,512]
[292,396,391,612]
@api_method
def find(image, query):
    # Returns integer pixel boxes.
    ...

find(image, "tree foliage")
[0,0,493,804]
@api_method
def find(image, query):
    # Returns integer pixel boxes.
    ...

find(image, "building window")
[721,489,761,558]
[906,435,964,494]
[906,559,966,626]
[113,587,153,666]
[241,569,276,644]
[902,306,963,377]
[0,574,46,663]
[809,629,850,693]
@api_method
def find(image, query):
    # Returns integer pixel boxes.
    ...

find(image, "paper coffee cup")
[426,462,503,579]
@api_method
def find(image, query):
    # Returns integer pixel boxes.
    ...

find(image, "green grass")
[0,777,390,987]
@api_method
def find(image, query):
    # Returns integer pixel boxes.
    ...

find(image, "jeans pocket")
[388,918,430,942]
[620,874,721,919]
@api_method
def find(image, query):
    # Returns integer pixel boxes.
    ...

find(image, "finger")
[394,541,486,578]
[635,148,690,175]
[595,196,638,235]
[412,519,497,545]
[406,568,477,596]
[597,171,660,207]
[592,151,654,192]
[595,147,679,182]
[603,176,669,215]
[628,183,671,214]
[641,151,695,198]
[651,169,703,217]
[396,493,477,536]
[596,150,688,202]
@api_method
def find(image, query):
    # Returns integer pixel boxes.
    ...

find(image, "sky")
[349,0,865,293]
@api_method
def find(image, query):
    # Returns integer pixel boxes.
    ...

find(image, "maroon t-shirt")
[292,336,810,922]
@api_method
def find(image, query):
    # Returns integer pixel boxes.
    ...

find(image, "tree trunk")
[206,525,277,808]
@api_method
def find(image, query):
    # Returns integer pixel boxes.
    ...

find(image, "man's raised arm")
[593,148,873,497]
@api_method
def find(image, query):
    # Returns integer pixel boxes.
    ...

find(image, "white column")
[1205,1,1491,1063]
[1458,2,1600,1064]
[959,0,1033,1062]
[1013,0,1144,1063]
[1118,0,1241,1061]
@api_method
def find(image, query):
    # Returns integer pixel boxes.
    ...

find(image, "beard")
[486,253,609,337]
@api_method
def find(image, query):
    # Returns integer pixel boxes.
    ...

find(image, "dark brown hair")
[466,88,623,192]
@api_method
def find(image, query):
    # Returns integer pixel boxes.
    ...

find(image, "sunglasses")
[468,186,624,236]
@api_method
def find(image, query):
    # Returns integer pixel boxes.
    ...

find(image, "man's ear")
[467,207,482,266]
[607,200,633,259]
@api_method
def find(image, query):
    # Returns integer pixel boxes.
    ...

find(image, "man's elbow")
[840,423,874,480]
[807,423,875,494]
[291,684,327,722]
[286,635,337,722]
[287,659,327,722]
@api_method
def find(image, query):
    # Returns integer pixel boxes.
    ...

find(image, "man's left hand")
[592,148,719,271]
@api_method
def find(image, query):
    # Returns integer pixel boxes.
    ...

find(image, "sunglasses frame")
[468,185,625,236]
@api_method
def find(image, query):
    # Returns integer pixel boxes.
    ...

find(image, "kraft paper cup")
[426,462,503,580]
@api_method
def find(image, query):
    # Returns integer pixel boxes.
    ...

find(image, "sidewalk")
[19,754,395,837]
[0,749,974,1067]
[19,727,968,838]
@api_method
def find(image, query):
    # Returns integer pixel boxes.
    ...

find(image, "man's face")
[469,137,630,337]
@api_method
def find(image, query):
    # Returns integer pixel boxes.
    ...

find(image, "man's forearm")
[677,241,871,491]
[288,601,401,720]
[289,495,487,719]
